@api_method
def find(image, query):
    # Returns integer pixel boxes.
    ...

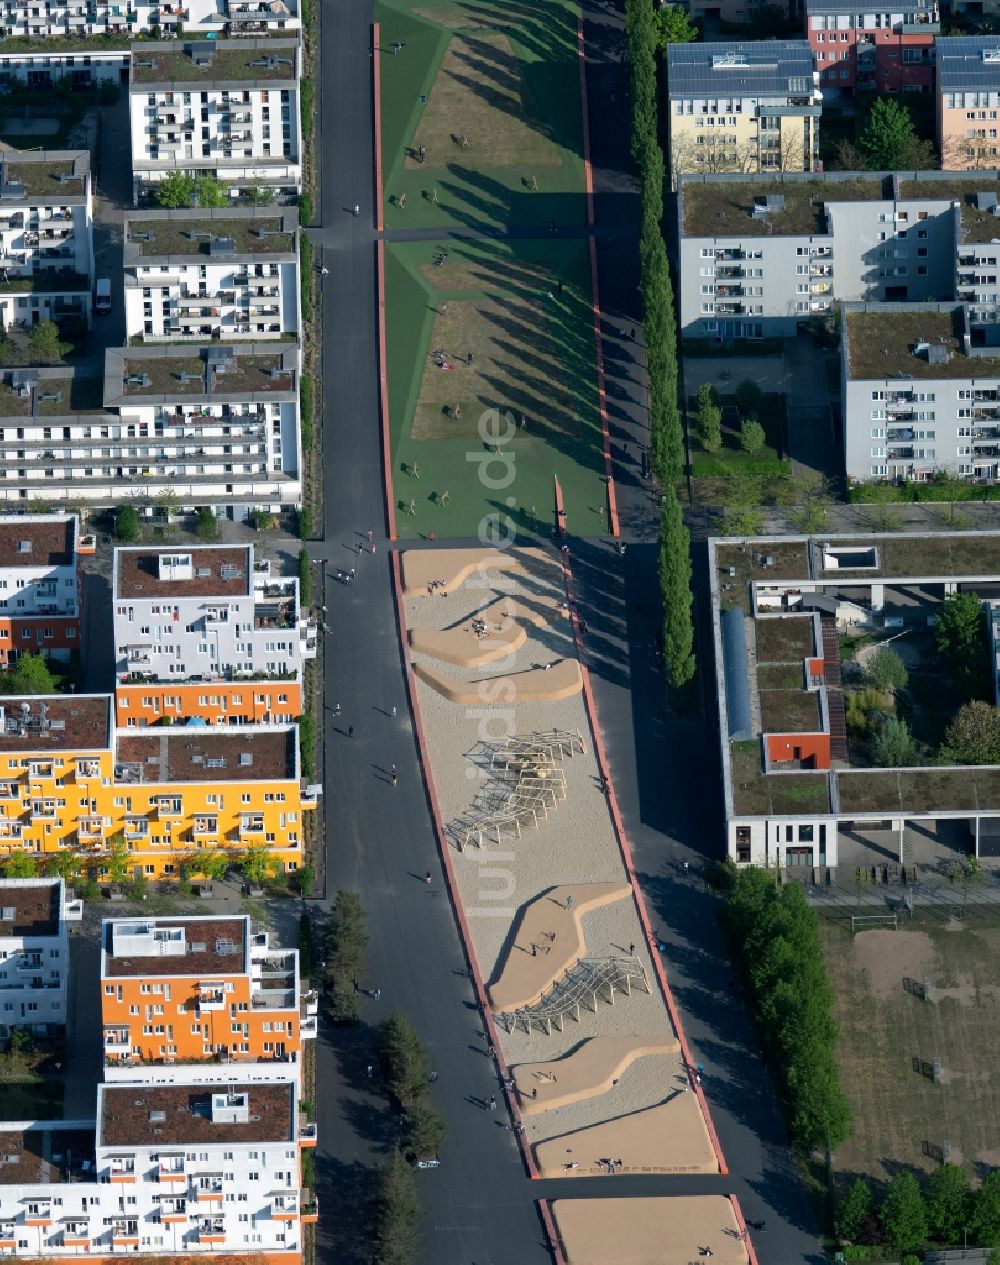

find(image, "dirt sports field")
[824,916,1000,1184]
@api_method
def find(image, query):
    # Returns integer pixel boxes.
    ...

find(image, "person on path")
[565,894,574,910]
[320,266,329,276]
[425,871,432,885]
[367,529,373,541]
[352,204,360,216]
[371,542,376,555]
[629,942,635,956]
[488,1095,496,1111]
[372,987,381,1000]
[348,725,354,738]
[334,702,341,716]
[391,765,398,786]
[391,705,397,719]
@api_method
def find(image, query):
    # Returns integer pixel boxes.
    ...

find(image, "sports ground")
[376,0,608,540]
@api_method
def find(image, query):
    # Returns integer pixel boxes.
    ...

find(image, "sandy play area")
[402,547,719,1177]
[552,1196,748,1265]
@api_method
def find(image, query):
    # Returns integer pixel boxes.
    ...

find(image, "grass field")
[376,0,586,230]
[385,238,607,539]
[823,914,1000,1190]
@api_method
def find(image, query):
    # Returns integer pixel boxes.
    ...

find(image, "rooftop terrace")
[115,728,295,783]
[682,176,890,237]
[115,546,252,600]
[100,1082,294,1146]
[131,39,297,85]
[0,880,60,936]
[0,695,110,753]
[104,916,246,977]
[845,307,1000,380]
[124,213,296,260]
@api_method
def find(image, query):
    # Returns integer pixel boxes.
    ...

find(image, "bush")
[300,77,313,141]
[299,191,313,225]
[0,652,57,697]
[195,507,218,541]
[116,505,140,542]
[298,546,312,606]
[725,869,851,1151]
[299,506,313,540]
[740,417,767,455]
[872,716,917,768]
[693,382,722,453]
[734,379,766,418]
[27,320,69,364]
[937,592,991,699]
[300,376,314,450]
[300,235,313,323]
[864,646,908,692]
[297,912,313,978]
[942,700,1000,765]
[299,710,315,780]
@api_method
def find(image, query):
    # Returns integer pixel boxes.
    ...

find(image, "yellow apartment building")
[0,695,318,878]
[666,41,821,183]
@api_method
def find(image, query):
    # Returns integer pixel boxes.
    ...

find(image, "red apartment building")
[806,0,938,94]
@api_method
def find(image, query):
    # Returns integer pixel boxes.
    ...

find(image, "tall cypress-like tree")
[658,487,695,687]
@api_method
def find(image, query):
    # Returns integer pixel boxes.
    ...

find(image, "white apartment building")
[112,545,315,719]
[0,878,79,1039]
[0,0,298,41]
[842,301,1000,483]
[129,39,302,204]
[0,50,129,90]
[677,171,1000,341]
[103,342,301,513]
[123,208,299,342]
[0,514,92,667]
[0,1069,315,1260]
[0,152,93,335]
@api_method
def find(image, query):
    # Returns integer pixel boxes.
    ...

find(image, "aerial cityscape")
[5,0,1000,1262]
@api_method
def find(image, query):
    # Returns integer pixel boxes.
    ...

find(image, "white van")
[94,278,112,314]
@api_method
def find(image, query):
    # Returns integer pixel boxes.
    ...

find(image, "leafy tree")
[722,507,765,537]
[185,850,227,881]
[105,834,131,886]
[294,863,314,898]
[240,846,278,885]
[926,1163,972,1245]
[156,491,179,523]
[195,507,218,541]
[325,888,367,1022]
[195,177,228,209]
[740,417,766,455]
[298,547,312,607]
[3,852,39,878]
[154,172,197,208]
[936,592,990,698]
[116,505,140,542]
[942,701,1000,765]
[873,716,917,768]
[734,379,765,418]
[372,1149,421,1265]
[43,850,82,882]
[245,182,276,206]
[693,382,722,453]
[378,1011,430,1106]
[299,711,315,780]
[864,646,909,692]
[0,652,56,695]
[972,1169,1000,1248]
[298,506,313,540]
[859,98,934,170]
[401,1098,445,1162]
[27,320,68,364]
[881,1171,928,1256]
[297,912,313,978]
[836,1177,875,1243]
[658,487,695,688]
[653,3,698,47]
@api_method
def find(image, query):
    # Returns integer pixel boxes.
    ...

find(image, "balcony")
[24,1205,52,1227]
[104,1027,131,1055]
[301,1191,318,1225]
[78,817,106,841]
[159,1199,187,1223]
[61,1223,90,1248]
[192,816,219,838]
[192,1177,224,1201]
[125,817,150,839]
[111,1222,140,1246]
[195,1221,226,1244]
[269,1193,298,1221]
[109,1159,136,1182]
[196,981,226,1011]
[298,1118,317,1146]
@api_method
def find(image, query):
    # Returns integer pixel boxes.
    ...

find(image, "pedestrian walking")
[425,871,432,884]
[391,765,398,786]
[348,725,354,738]
[682,860,690,872]
[372,987,381,1000]
[334,702,341,716]
[629,942,635,956]
[371,542,376,554]
[352,204,360,216]
[367,529,373,541]
[429,1070,438,1083]
[531,1087,538,1099]
[565,894,574,910]
[320,266,329,276]
[391,705,397,719]
[488,1094,497,1111]
[366,1062,374,1079]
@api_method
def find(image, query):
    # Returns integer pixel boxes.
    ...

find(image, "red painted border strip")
[372,23,384,232]
[588,236,619,538]
[577,20,595,230]
[388,551,566,1264]
[559,549,729,1176]
[729,1194,759,1265]
[376,240,397,542]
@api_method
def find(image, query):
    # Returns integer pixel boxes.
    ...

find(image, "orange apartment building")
[113,545,316,729]
[0,514,94,670]
[938,35,1000,169]
[100,915,319,1072]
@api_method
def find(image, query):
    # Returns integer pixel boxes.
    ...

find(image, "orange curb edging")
[376,240,397,542]
[577,21,595,230]
[372,23,384,231]
[729,1193,760,1265]
[589,237,619,539]
[388,551,566,1265]
[559,549,729,1177]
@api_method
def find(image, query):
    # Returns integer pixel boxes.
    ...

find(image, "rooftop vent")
[149,1110,166,1123]
[126,374,152,388]
[129,230,156,242]
[711,51,751,68]
[913,339,951,364]
[55,172,83,185]
[16,540,31,554]
[976,191,1000,213]
[9,370,38,397]
[186,42,215,68]
[209,236,236,256]
[752,194,786,216]
[136,58,156,69]
[206,347,235,371]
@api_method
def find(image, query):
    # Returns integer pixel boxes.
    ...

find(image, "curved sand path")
[401,545,561,597]
[408,594,569,668]
[412,657,583,705]
[513,1035,680,1116]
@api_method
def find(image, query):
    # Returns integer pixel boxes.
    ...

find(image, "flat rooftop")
[103,916,246,977]
[938,35,1000,92]
[0,152,89,201]
[682,176,890,237]
[667,40,816,98]
[845,307,1000,380]
[0,1128,94,1186]
[897,177,1000,243]
[0,370,104,418]
[115,728,296,782]
[807,0,933,11]
[110,345,295,402]
[0,517,73,568]
[0,695,111,753]
[131,39,297,85]
[100,1082,294,1147]
[125,213,296,260]
[115,546,252,600]
[0,881,60,936]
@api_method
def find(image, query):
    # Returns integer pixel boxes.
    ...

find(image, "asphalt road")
[310,0,826,1262]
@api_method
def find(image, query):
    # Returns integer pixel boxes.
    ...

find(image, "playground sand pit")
[403,546,714,1169]
[552,1195,747,1265]
[852,929,938,1000]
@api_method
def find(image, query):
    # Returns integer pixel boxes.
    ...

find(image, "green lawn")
[385,238,607,539]
[376,0,587,231]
